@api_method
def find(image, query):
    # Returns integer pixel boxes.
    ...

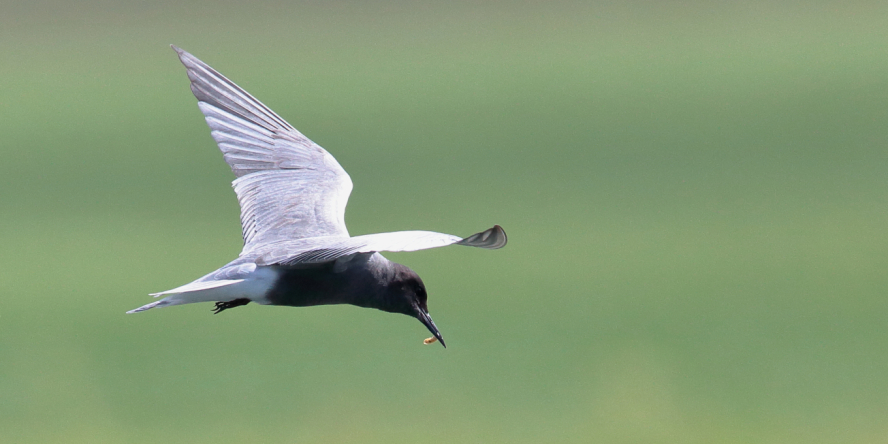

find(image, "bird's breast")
[264,261,379,308]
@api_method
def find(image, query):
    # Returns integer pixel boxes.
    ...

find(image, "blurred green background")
[2,1,887,442]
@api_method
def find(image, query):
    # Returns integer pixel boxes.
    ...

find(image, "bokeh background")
[2,1,887,442]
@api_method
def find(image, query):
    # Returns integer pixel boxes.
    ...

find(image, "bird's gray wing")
[245,225,507,265]
[173,46,353,249]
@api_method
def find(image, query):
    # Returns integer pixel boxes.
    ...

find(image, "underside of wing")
[244,225,508,265]
[173,46,353,247]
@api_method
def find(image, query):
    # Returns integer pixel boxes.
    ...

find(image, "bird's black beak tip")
[433,332,447,348]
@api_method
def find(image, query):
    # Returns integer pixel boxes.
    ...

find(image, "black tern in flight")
[127,46,507,347]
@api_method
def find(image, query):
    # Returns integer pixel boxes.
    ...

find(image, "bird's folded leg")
[213,298,251,314]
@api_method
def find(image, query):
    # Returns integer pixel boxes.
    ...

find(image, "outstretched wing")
[243,225,508,265]
[173,46,353,248]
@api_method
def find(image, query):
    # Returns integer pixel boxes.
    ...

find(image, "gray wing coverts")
[174,45,352,246]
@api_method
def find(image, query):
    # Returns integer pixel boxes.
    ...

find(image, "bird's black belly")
[265,261,375,308]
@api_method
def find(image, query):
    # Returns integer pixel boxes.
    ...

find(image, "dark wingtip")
[457,225,507,249]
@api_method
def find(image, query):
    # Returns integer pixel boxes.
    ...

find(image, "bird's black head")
[386,263,445,348]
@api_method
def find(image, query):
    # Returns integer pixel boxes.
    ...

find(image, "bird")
[127,46,507,347]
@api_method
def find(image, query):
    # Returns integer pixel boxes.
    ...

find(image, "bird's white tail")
[127,279,246,313]
[126,300,170,314]
[126,275,274,314]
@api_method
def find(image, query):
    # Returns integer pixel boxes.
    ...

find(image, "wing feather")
[243,225,507,265]
[173,46,353,248]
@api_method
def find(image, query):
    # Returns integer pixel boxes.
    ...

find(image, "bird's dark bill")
[418,310,446,348]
